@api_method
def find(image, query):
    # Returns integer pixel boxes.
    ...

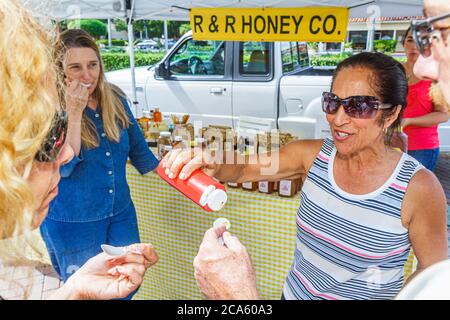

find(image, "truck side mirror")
[156,62,170,79]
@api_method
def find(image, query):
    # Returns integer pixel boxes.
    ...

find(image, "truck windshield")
[169,40,225,76]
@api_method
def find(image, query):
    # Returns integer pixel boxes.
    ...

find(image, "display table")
[127,164,416,300]
[129,165,298,300]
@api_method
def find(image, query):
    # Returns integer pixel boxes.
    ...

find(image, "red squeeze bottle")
[157,163,228,212]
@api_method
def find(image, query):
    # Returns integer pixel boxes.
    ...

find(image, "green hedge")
[310,54,350,67]
[101,52,165,71]
[374,40,397,53]
[310,53,406,67]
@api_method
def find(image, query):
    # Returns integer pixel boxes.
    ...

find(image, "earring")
[383,127,388,134]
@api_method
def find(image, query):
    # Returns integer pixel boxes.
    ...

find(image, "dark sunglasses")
[34,111,68,162]
[322,92,393,119]
[411,12,450,57]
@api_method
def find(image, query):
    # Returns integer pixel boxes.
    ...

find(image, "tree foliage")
[68,19,107,39]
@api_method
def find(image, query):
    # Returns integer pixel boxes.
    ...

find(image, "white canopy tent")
[24,0,424,21]
[23,0,424,112]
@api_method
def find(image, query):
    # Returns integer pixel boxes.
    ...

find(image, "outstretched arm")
[162,139,323,183]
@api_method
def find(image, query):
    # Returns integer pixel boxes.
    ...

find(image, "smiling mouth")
[334,130,353,140]
[80,83,92,88]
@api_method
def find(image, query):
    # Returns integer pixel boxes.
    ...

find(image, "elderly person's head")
[0,0,73,239]
[325,52,407,155]
[0,3,156,300]
[413,0,450,109]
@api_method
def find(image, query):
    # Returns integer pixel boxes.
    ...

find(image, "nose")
[57,142,74,166]
[413,53,439,81]
[332,105,351,127]
[80,68,93,82]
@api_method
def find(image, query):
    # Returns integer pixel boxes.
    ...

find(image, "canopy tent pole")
[366,15,376,52]
[164,19,169,51]
[107,19,112,47]
[126,0,139,115]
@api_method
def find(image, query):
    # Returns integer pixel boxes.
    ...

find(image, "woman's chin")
[32,207,49,229]
[334,140,358,157]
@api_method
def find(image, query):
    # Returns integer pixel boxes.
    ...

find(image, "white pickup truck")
[107,31,450,150]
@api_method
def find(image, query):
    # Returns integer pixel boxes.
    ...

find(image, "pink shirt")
[403,80,439,150]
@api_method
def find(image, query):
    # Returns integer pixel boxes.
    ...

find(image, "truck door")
[231,42,278,129]
[148,37,233,127]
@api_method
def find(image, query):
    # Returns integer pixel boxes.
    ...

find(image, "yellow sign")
[190,7,349,42]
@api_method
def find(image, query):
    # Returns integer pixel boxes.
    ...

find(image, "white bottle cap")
[175,135,183,141]
[199,185,228,211]
[199,185,216,207]
[206,189,228,211]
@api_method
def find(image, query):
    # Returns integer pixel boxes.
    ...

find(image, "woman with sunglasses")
[164,52,448,300]
[39,29,159,298]
[401,26,450,170]
[0,0,157,300]
[394,0,450,300]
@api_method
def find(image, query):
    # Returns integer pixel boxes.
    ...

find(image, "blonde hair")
[0,0,60,299]
[55,29,130,149]
[0,0,56,240]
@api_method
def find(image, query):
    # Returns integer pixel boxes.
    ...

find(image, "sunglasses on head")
[34,111,68,162]
[411,12,450,57]
[322,92,393,119]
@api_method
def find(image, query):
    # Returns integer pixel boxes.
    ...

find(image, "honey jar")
[242,181,258,191]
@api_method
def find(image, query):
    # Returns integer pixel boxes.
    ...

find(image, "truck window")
[239,42,270,75]
[169,39,225,76]
[294,42,309,68]
[281,42,295,73]
[281,42,309,74]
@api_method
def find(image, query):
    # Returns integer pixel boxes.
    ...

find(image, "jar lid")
[160,131,171,137]
[174,135,183,141]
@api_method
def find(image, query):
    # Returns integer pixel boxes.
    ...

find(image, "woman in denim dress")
[40,29,159,298]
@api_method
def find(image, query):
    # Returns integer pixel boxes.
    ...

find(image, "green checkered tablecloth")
[127,165,416,300]
[128,165,298,300]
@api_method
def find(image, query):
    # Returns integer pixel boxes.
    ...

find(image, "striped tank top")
[283,138,424,300]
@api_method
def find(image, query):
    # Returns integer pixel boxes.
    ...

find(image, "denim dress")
[40,96,159,289]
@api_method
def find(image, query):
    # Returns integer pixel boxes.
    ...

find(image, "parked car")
[136,39,159,52]
[106,31,450,151]
[165,39,177,49]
